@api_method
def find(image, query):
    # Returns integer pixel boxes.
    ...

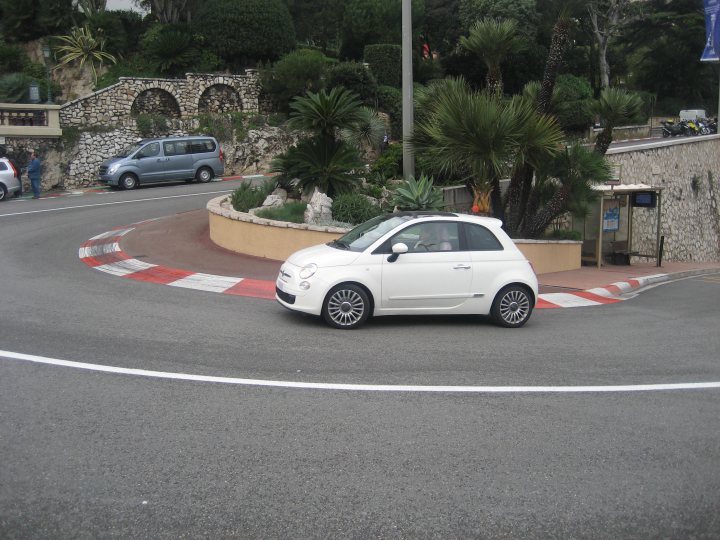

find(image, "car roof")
[139,136,216,144]
[397,211,503,228]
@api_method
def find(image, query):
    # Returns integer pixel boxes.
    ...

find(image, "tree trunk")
[537,17,571,115]
[594,126,613,155]
[521,185,571,238]
[504,162,532,235]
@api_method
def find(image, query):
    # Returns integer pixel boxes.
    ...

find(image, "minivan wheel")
[322,284,371,329]
[491,285,533,328]
[196,167,213,183]
[119,173,138,190]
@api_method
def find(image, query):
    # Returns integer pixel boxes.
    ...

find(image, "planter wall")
[208,196,581,274]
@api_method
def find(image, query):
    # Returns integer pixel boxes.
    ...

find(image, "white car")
[276,212,538,329]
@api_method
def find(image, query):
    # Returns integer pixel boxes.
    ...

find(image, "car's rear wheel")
[119,173,138,190]
[322,284,370,329]
[0,184,7,202]
[491,285,533,328]
[196,167,213,183]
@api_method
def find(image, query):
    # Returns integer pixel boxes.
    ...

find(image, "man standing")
[27,151,42,199]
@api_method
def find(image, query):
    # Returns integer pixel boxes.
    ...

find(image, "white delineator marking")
[2,350,719,393]
[78,224,656,307]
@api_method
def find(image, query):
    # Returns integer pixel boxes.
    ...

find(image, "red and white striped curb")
[79,224,665,308]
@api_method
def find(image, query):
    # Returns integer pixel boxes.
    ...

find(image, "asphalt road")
[1,182,719,539]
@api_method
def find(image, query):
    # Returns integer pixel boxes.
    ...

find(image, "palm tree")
[411,78,522,220]
[592,88,644,155]
[287,87,367,140]
[537,15,572,115]
[460,18,524,96]
[53,26,117,86]
[521,143,612,238]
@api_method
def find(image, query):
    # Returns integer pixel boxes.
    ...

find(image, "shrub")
[230,181,274,212]
[261,49,330,112]
[255,200,307,223]
[135,113,169,137]
[546,229,582,241]
[0,41,28,73]
[391,174,443,210]
[376,85,402,138]
[325,61,378,105]
[364,44,401,87]
[554,74,594,132]
[332,193,383,224]
[371,143,403,179]
[193,113,233,142]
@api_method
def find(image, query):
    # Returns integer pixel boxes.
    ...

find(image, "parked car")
[0,157,21,201]
[276,212,539,329]
[98,136,224,189]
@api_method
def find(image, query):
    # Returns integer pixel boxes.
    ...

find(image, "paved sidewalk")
[77,209,720,308]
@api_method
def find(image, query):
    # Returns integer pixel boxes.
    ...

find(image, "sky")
[106,0,142,11]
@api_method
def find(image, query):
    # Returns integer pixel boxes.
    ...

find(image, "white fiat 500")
[275,212,538,329]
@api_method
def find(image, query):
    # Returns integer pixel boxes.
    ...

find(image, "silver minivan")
[98,136,225,189]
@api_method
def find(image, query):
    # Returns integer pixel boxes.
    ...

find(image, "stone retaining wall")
[606,136,720,262]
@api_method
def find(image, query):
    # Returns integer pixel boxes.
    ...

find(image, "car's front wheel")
[491,285,533,328]
[119,173,138,190]
[322,284,371,329]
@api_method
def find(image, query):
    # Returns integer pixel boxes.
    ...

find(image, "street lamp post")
[401,0,415,180]
[42,44,53,104]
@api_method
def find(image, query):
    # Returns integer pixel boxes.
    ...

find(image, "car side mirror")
[387,242,408,263]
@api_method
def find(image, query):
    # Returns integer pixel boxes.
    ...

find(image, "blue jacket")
[27,157,41,180]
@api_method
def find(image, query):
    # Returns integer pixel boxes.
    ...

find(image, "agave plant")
[53,26,117,85]
[391,174,444,211]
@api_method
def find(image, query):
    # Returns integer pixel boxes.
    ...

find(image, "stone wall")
[606,136,720,262]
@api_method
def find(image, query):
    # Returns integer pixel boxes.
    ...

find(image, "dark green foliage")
[285,0,345,53]
[371,143,402,179]
[325,62,378,105]
[261,49,330,112]
[86,10,146,57]
[255,201,307,223]
[95,57,158,90]
[0,73,32,102]
[135,113,169,137]
[194,0,295,68]
[546,229,582,240]
[0,0,74,42]
[61,126,81,147]
[141,23,219,76]
[331,193,382,224]
[0,40,28,72]
[376,85,402,138]
[230,181,274,212]
[553,74,594,132]
[364,44,401,87]
[271,136,362,197]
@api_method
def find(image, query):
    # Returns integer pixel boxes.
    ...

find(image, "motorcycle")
[696,118,712,135]
[661,119,684,137]
[684,119,700,135]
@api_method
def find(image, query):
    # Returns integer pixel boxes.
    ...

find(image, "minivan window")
[164,140,191,156]
[191,139,216,153]
[136,142,160,159]
[116,143,142,158]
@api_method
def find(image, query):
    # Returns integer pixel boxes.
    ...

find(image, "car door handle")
[453,264,471,270]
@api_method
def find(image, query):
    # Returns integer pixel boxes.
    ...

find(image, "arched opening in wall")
[131,89,181,118]
[198,84,242,114]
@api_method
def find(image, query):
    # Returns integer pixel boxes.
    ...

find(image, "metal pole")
[401,0,415,180]
[655,190,663,267]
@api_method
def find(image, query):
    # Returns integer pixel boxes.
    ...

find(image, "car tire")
[0,184,7,202]
[322,284,371,330]
[491,285,533,328]
[196,167,213,183]
[119,173,138,190]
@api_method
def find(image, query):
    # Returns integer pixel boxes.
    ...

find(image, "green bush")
[255,200,307,223]
[230,181,274,212]
[364,44,401,87]
[331,193,383,224]
[0,40,28,73]
[546,229,582,241]
[376,85,402,138]
[261,49,330,112]
[135,113,169,137]
[325,61,378,105]
[554,74,594,132]
[371,143,403,179]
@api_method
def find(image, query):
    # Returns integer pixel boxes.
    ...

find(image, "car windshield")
[115,142,143,158]
[330,214,415,252]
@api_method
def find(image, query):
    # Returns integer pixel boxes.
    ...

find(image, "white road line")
[169,273,243,293]
[0,189,233,218]
[2,350,719,394]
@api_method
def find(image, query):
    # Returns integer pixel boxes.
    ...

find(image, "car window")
[136,142,160,158]
[164,141,190,156]
[391,222,460,253]
[0,162,6,171]
[191,139,215,153]
[463,223,503,251]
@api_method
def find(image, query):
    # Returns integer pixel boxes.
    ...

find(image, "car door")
[379,221,473,311]
[462,222,509,309]
[133,142,166,183]
[163,140,194,181]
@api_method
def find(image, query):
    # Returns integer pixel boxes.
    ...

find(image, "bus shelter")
[574,183,664,269]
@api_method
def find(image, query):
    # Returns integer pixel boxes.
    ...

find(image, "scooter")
[661,120,684,137]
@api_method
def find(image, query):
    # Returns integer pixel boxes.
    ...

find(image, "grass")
[255,201,307,223]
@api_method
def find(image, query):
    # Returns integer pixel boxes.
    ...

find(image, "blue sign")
[702,0,720,62]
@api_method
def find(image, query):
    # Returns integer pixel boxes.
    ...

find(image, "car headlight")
[299,263,317,279]
[108,163,120,175]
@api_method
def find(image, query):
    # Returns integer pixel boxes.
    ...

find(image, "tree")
[194,0,295,68]
[592,87,643,155]
[460,18,525,96]
[284,0,345,52]
[261,49,330,112]
[53,26,117,85]
[458,0,538,37]
[587,0,637,88]
[75,0,106,15]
